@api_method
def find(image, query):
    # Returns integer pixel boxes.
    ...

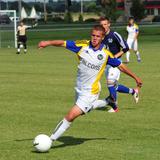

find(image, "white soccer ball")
[33,134,52,152]
[20,44,23,48]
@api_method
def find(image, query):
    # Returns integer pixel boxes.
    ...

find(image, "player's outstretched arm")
[118,63,142,88]
[38,40,65,49]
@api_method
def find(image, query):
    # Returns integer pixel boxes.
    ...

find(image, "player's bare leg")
[50,105,83,141]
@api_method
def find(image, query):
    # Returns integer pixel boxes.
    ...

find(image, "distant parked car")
[0,15,11,24]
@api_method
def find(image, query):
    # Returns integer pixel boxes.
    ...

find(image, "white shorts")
[127,38,138,51]
[105,65,120,81]
[75,90,99,113]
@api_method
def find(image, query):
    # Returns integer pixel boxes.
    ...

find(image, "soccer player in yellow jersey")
[38,25,142,144]
[126,17,141,63]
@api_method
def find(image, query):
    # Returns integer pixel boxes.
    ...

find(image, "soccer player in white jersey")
[38,25,142,145]
[17,21,37,54]
[126,17,141,63]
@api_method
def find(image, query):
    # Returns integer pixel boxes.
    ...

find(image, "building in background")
[117,0,160,16]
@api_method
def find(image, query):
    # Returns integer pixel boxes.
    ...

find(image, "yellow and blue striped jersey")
[127,23,139,39]
[65,40,121,94]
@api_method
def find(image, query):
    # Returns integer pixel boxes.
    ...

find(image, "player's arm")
[25,23,38,30]
[113,32,129,58]
[134,31,139,40]
[134,25,139,41]
[38,40,65,48]
[38,40,83,54]
[107,57,142,88]
[114,51,124,59]
[118,63,142,88]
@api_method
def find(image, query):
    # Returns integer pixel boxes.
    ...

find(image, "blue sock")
[108,86,117,110]
[116,84,134,94]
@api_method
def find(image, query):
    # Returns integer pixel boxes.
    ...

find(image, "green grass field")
[0,26,160,160]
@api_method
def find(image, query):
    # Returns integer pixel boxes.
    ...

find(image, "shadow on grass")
[52,136,121,149]
[121,107,136,110]
[31,150,50,154]
[14,136,121,153]
[93,107,109,112]
[15,138,33,142]
[95,107,136,112]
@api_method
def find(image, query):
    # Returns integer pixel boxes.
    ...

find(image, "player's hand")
[136,77,143,88]
[38,41,49,49]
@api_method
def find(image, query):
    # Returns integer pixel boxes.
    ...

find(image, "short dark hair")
[20,20,24,23]
[99,17,110,23]
[92,25,105,35]
[129,16,134,21]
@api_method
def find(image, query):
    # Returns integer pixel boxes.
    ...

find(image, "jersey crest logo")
[108,38,113,43]
[85,50,89,54]
[97,54,103,60]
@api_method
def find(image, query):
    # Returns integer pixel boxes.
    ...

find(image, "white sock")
[129,88,134,94]
[17,48,20,52]
[92,99,109,109]
[50,118,71,141]
[136,51,141,60]
[126,51,130,62]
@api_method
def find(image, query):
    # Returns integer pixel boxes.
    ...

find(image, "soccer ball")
[20,44,23,48]
[33,134,52,152]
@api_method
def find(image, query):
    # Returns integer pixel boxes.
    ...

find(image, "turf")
[0,26,160,160]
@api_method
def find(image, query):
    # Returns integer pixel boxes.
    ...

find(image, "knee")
[65,113,76,122]
[107,79,117,87]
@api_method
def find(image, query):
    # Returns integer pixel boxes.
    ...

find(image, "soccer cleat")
[108,108,119,113]
[24,49,27,54]
[137,59,141,63]
[133,89,139,103]
[16,52,20,54]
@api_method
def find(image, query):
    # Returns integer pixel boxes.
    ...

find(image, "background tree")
[130,0,145,21]
[99,0,117,21]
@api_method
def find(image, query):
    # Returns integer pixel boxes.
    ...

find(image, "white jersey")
[65,40,121,95]
[126,23,139,40]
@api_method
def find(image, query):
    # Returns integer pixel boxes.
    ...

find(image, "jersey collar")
[89,41,104,51]
[105,29,111,35]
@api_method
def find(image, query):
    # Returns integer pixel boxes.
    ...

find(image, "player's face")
[91,30,104,48]
[100,20,110,33]
[129,19,134,25]
[20,22,24,26]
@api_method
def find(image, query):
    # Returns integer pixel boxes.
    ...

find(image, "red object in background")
[116,0,160,10]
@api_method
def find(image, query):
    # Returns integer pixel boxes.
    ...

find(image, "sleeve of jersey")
[65,40,82,54]
[114,32,129,53]
[107,56,121,67]
[135,25,139,32]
